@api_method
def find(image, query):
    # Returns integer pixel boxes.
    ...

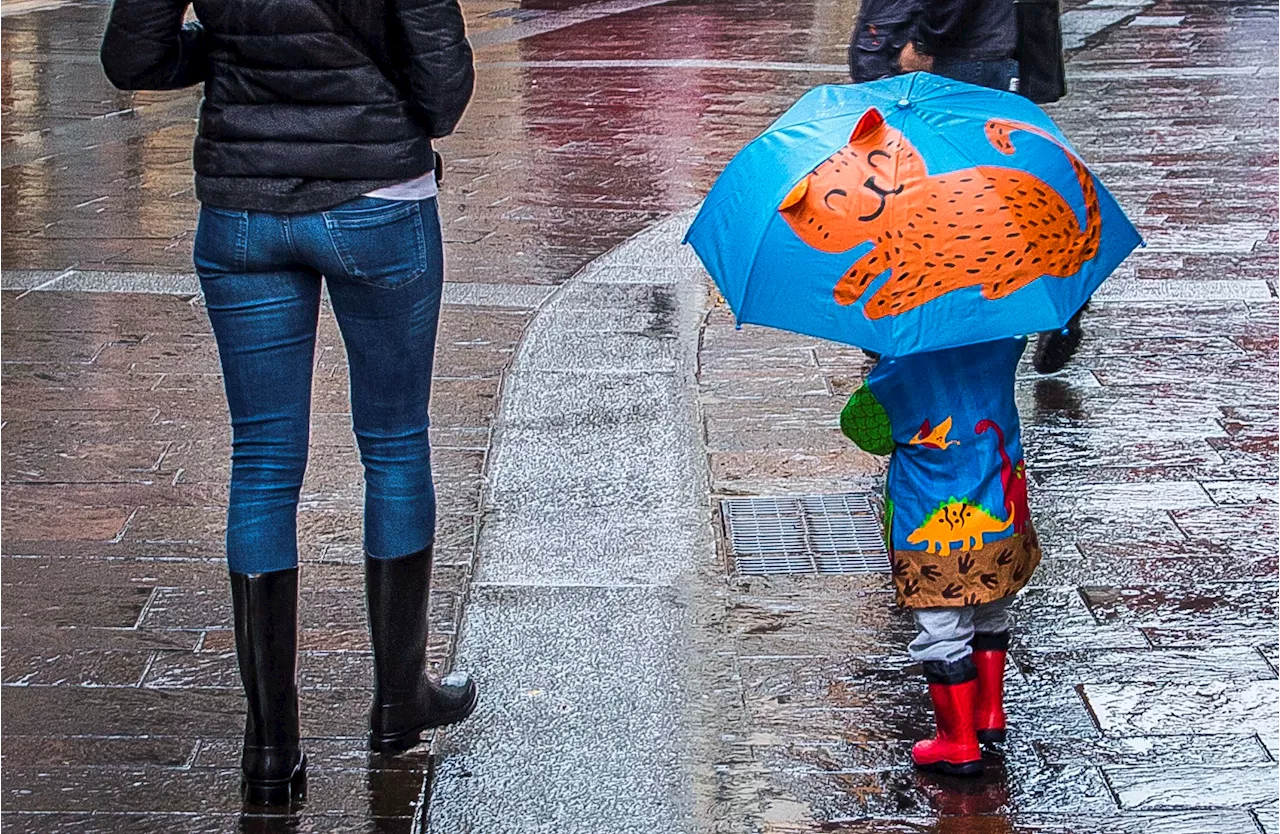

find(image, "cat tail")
[984,119,1102,260]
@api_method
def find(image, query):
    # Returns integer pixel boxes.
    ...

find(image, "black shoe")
[231,569,308,807]
[1033,308,1085,374]
[366,547,479,755]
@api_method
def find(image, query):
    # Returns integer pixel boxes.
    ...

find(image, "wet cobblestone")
[2,0,1277,829]
[696,0,1279,831]
[0,0,853,828]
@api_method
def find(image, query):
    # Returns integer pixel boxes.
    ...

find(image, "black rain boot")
[231,569,307,806]
[1033,305,1087,374]
[366,547,478,755]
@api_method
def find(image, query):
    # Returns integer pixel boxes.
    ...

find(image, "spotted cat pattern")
[779,109,1101,319]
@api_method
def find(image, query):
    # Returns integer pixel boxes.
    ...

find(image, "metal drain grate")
[722,493,890,576]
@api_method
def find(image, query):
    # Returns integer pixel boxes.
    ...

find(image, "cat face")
[779,108,927,252]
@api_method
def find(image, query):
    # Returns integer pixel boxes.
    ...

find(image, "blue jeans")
[933,58,1020,93]
[194,196,444,574]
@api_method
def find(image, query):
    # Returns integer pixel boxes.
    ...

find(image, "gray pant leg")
[909,606,977,664]
[972,595,1015,636]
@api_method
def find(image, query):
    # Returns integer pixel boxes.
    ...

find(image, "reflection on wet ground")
[0,0,858,829]
[1,0,1277,830]
[693,0,1278,830]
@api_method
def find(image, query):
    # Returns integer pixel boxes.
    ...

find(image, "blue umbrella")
[685,73,1142,357]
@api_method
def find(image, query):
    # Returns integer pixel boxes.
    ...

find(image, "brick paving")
[1,0,856,830]
[0,0,1276,831]
[697,1,1280,831]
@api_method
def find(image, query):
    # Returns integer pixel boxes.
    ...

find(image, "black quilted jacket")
[101,0,474,212]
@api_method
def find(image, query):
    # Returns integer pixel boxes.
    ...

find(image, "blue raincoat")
[842,338,1041,607]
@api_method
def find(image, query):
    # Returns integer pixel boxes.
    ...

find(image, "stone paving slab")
[1016,646,1276,682]
[0,814,419,834]
[425,211,724,830]
[1083,679,1278,737]
[427,584,690,833]
[691,1,1279,830]
[1103,763,1279,811]
[759,811,1267,834]
[1035,734,1273,767]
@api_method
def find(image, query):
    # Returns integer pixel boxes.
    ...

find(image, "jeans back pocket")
[323,198,431,289]
[194,205,250,277]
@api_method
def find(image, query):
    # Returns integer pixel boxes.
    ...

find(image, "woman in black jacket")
[102,0,477,806]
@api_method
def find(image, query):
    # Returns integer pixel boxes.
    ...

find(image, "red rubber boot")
[912,660,983,777]
[972,632,1010,744]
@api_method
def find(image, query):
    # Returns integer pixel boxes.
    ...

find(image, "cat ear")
[851,107,886,142]
[779,177,809,210]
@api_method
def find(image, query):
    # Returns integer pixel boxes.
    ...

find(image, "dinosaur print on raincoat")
[910,416,960,450]
[976,419,1029,534]
[906,498,1014,555]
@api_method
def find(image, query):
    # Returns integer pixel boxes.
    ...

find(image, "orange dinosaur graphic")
[778,108,1101,319]
[909,416,960,450]
[907,499,1014,555]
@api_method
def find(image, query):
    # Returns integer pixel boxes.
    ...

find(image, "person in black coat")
[102,0,473,212]
[848,0,1085,372]
[102,0,477,807]
[849,0,1015,87]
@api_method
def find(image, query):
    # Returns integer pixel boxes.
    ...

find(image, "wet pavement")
[1,0,1277,831]
[1,0,850,829]
[696,1,1280,831]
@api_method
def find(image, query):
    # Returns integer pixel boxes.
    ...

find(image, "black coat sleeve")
[391,0,475,138]
[101,0,208,90]
[914,0,969,55]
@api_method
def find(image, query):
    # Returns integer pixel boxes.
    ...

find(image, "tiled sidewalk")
[1,0,859,829]
[697,1,1279,830]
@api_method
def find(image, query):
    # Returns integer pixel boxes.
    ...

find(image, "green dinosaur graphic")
[841,384,894,456]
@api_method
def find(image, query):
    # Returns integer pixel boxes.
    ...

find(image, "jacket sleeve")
[913,0,969,55]
[392,0,475,138]
[101,0,208,90]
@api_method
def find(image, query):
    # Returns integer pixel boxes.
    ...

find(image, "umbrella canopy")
[685,73,1142,357]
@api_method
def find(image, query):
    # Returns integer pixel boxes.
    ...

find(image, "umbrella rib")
[762,96,904,138]
[929,102,1082,163]
[742,98,905,320]
[736,215,771,319]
